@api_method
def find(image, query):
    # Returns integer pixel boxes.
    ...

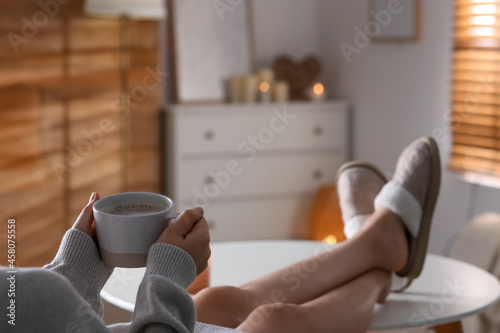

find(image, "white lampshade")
[84,0,166,20]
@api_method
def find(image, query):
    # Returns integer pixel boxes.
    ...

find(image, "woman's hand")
[72,192,100,244]
[156,207,211,276]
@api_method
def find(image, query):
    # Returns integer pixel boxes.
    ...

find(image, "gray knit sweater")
[0,229,242,333]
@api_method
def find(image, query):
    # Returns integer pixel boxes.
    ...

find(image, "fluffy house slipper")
[335,161,387,239]
[374,137,441,290]
[336,161,409,291]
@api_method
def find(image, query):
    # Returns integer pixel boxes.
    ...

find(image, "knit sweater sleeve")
[42,229,199,332]
[127,242,197,333]
[42,229,114,317]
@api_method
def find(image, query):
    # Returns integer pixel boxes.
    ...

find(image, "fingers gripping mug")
[93,192,180,267]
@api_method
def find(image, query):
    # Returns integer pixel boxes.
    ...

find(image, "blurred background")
[0,0,162,266]
[2,0,500,285]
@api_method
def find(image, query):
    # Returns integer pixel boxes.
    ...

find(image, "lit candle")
[322,235,337,244]
[259,81,271,103]
[309,82,326,101]
[272,81,290,103]
[258,68,274,85]
[244,75,258,103]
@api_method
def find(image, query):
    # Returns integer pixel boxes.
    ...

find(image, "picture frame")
[167,0,255,103]
[369,0,421,42]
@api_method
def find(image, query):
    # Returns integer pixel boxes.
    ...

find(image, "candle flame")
[322,235,337,244]
[313,83,324,95]
[260,82,270,92]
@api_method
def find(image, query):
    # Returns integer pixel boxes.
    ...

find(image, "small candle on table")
[259,81,271,103]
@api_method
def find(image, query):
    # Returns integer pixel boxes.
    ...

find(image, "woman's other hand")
[156,207,211,276]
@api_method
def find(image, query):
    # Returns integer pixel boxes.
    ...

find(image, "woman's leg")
[194,285,257,328]
[239,207,406,305]
[194,207,407,327]
[237,269,391,333]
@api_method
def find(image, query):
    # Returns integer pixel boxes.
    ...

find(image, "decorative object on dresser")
[167,0,255,103]
[273,55,321,100]
[243,74,258,103]
[272,81,290,103]
[308,82,327,101]
[164,101,350,241]
[229,68,291,104]
[258,81,271,103]
[307,185,346,245]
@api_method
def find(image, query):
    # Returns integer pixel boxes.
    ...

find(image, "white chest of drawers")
[164,101,350,241]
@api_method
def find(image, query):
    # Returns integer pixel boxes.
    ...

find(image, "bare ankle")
[363,207,408,272]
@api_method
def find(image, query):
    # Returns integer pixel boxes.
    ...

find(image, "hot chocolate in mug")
[93,192,180,267]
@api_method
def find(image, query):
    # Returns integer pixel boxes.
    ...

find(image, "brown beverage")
[100,204,165,216]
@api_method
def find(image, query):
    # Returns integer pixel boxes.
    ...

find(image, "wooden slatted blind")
[0,0,161,267]
[449,0,500,176]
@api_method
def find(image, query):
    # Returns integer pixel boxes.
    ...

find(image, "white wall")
[319,0,500,254]
[253,0,500,255]
[252,0,324,69]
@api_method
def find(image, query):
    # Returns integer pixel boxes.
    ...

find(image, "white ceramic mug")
[93,192,180,267]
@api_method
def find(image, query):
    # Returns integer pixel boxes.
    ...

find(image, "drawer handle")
[313,170,323,180]
[204,130,215,140]
[205,176,215,184]
[313,126,323,136]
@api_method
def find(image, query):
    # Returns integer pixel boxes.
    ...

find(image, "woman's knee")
[238,303,315,333]
[194,286,256,327]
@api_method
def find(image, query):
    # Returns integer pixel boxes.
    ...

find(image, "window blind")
[449,0,500,177]
[0,1,161,266]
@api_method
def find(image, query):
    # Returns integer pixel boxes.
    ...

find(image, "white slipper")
[374,137,441,291]
[336,161,409,291]
[336,161,387,239]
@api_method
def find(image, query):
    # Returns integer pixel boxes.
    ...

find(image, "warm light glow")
[468,26,495,36]
[313,83,324,95]
[259,81,270,92]
[469,4,496,14]
[469,15,496,25]
[322,235,337,244]
[451,0,500,179]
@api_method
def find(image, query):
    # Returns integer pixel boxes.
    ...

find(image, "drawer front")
[175,106,347,154]
[180,197,312,241]
[177,154,343,201]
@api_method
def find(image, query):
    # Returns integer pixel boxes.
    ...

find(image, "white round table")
[101,240,500,331]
